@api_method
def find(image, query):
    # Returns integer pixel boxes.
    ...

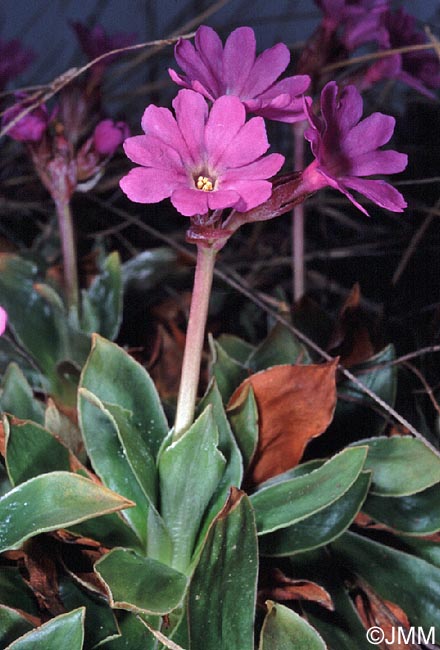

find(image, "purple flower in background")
[169,26,310,123]
[364,9,440,98]
[93,119,130,155]
[301,81,407,214]
[71,22,136,65]
[0,307,7,336]
[2,94,52,142]
[316,0,390,50]
[120,89,284,217]
[0,38,35,89]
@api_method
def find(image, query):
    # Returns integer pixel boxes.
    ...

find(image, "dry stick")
[403,361,440,416]
[321,41,440,73]
[87,196,440,457]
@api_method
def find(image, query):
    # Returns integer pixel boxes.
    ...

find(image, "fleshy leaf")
[247,322,311,371]
[0,606,34,648]
[4,608,84,650]
[188,488,258,650]
[209,335,249,403]
[227,383,258,471]
[0,471,133,552]
[0,363,44,425]
[251,446,367,534]
[95,548,188,615]
[259,601,326,649]
[81,251,122,341]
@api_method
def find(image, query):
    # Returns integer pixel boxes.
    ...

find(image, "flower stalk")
[292,120,307,302]
[173,242,217,439]
[54,196,79,313]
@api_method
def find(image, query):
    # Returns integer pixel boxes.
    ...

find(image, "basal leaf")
[0,363,44,425]
[81,252,122,341]
[95,548,187,615]
[188,488,258,650]
[4,608,84,650]
[158,407,225,573]
[251,446,367,534]
[259,471,371,556]
[259,601,326,650]
[227,383,258,471]
[0,471,133,552]
[209,335,248,403]
[247,322,312,371]
[216,333,255,364]
[0,606,34,649]
[353,436,440,496]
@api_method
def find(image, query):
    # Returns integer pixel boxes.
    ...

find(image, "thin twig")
[403,361,440,415]
[322,42,440,73]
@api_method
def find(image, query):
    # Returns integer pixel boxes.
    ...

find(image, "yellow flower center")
[196,175,214,192]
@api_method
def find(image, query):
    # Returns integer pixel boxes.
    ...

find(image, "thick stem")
[55,198,79,312]
[291,120,307,302]
[174,244,216,439]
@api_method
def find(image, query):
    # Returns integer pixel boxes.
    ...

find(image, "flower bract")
[301,81,407,214]
[120,89,284,217]
[169,26,310,123]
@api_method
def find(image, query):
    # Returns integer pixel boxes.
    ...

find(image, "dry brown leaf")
[355,581,416,650]
[21,537,64,617]
[229,360,338,486]
[258,568,334,610]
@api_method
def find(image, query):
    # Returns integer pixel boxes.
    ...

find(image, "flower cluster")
[120,24,407,236]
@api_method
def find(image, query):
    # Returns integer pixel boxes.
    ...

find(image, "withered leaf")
[258,568,333,610]
[229,360,338,485]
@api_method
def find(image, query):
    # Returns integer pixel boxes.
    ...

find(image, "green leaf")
[0,471,133,552]
[400,537,440,569]
[226,384,258,471]
[95,548,187,615]
[251,447,367,534]
[353,436,440,496]
[59,576,119,649]
[0,568,39,617]
[122,248,181,292]
[0,606,33,649]
[158,407,225,572]
[4,609,84,650]
[78,389,150,545]
[81,252,122,341]
[196,381,243,539]
[259,471,371,557]
[99,611,159,650]
[332,531,440,635]
[68,513,142,551]
[247,322,311,371]
[4,417,70,486]
[188,489,258,650]
[259,601,326,650]
[0,363,44,424]
[79,335,168,458]
[329,345,396,443]
[363,482,440,535]
[216,334,255,364]
[0,338,44,391]
[209,336,248,403]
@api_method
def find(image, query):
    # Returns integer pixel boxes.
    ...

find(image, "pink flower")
[93,119,130,155]
[364,9,440,98]
[301,81,407,214]
[120,89,284,217]
[71,22,137,64]
[0,307,7,336]
[2,94,52,142]
[0,38,35,89]
[169,26,310,123]
[316,0,390,50]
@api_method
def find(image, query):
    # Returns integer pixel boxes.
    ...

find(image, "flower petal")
[344,112,396,155]
[120,167,181,203]
[141,104,188,157]
[343,176,407,212]
[241,42,290,98]
[204,96,246,168]
[207,189,240,210]
[170,187,209,216]
[123,135,183,170]
[173,90,208,165]
[223,179,274,211]
[221,153,284,182]
[222,27,256,95]
[216,116,269,168]
[0,307,8,336]
[174,37,220,97]
[349,149,408,176]
[194,26,224,92]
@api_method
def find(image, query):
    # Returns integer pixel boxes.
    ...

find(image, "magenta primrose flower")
[93,119,130,155]
[0,38,35,89]
[316,0,390,50]
[2,94,52,142]
[169,26,310,123]
[301,81,407,215]
[120,89,284,217]
[0,307,7,336]
[374,9,440,98]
